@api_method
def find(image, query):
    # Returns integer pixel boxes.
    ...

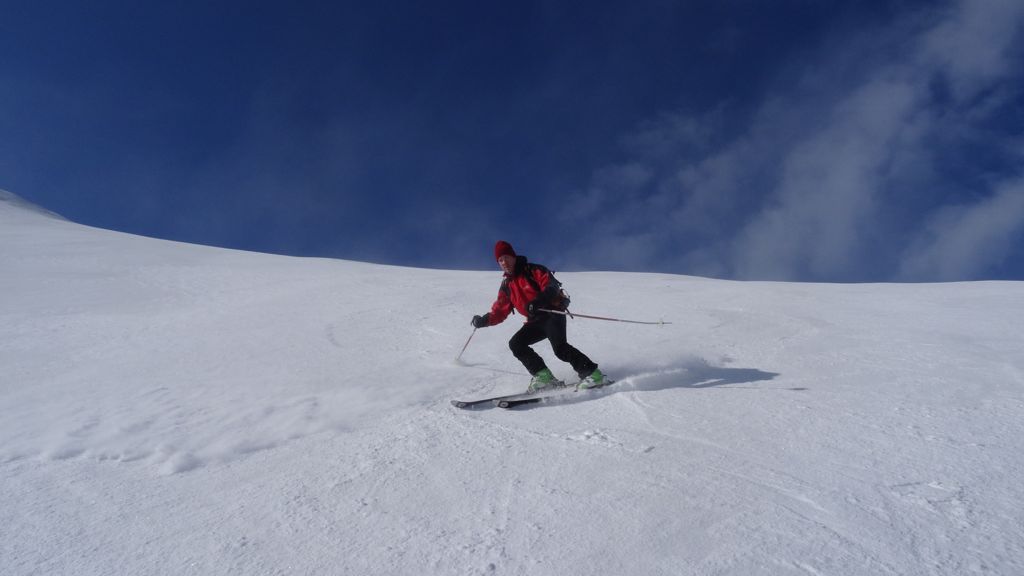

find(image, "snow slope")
[2,191,1023,575]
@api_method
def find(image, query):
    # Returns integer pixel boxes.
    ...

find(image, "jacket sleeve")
[488,285,514,325]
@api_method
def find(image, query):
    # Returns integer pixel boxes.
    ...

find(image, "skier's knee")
[509,339,524,355]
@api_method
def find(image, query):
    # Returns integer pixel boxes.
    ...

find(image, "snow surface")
[2,191,1023,575]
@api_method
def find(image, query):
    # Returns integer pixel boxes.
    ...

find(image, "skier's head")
[494,240,516,262]
[495,240,517,275]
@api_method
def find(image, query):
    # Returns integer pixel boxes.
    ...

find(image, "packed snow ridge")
[2,190,1022,575]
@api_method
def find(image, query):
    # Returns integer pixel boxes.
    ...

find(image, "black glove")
[471,314,489,328]
[526,299,544,319]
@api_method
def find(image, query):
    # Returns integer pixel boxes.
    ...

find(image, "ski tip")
[451,400,468,409]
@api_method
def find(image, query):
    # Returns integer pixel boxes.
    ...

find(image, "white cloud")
[899,180,1024,281]
[919,0,1024,100]
[733,78,921,280]
[563,0,1024,281]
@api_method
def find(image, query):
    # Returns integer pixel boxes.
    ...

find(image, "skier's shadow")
[517,358,795,409]
[626,363,787,392]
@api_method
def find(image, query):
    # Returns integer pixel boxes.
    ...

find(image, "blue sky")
[3,0,1023,281]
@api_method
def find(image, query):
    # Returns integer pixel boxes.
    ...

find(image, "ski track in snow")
[3,193,1024,575]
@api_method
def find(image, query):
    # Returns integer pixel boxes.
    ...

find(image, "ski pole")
[539,308,671,326]
[456,328,477,362]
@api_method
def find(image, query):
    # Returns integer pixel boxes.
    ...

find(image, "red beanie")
[494,240,516,261]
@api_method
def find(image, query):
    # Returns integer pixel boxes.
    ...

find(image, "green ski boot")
[527,368,561,393]
[578,367,606,389]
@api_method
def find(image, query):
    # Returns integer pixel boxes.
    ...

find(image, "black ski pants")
[509,313,597,378]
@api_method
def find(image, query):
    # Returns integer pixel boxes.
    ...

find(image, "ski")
[450,382,570,410]
[497,379,616,409]
[450,395,515,409]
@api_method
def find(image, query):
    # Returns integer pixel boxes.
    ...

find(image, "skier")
[471,240,605,393]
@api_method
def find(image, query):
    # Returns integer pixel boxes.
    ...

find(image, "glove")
[471,314,489,328]
[526,299,544,319]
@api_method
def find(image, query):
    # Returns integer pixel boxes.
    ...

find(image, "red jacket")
[487,257,559,325]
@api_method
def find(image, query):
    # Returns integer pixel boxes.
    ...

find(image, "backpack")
[500,263,571,313]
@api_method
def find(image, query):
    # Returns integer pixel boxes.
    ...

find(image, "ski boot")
[527,368,562,393]
[578,367,606,389]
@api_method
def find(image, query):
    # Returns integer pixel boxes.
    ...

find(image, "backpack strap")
[523,263,546,293]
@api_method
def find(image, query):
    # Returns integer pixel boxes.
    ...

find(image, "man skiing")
[471,240,605,393]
